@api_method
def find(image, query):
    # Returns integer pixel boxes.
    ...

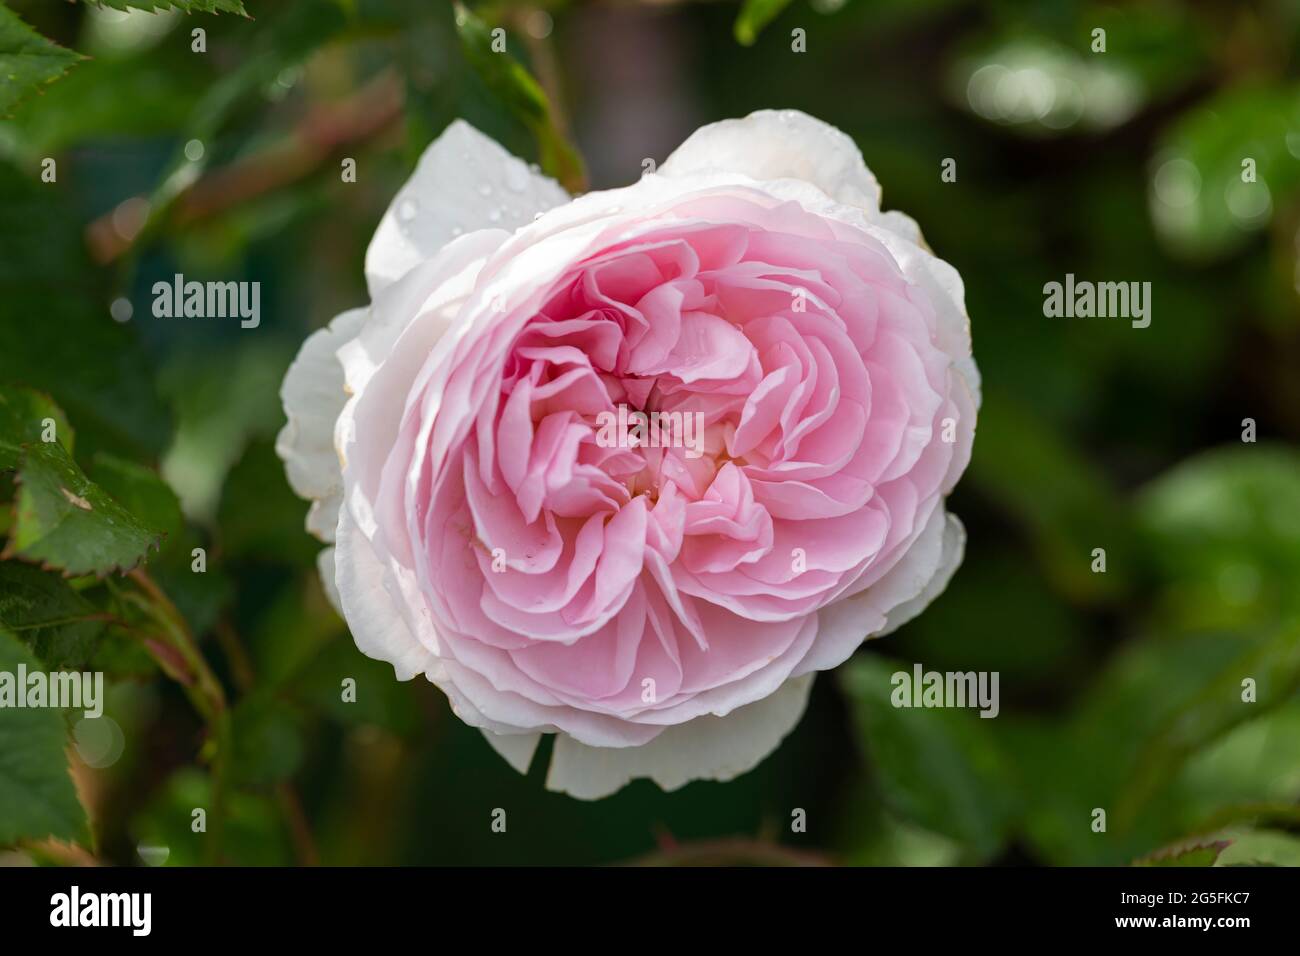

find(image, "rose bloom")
[278,111,978,798]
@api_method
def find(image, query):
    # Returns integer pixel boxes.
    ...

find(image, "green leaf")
[1149,85,1300,260]
[83,1,249,14]
[1115,621,1300,826]
[1012,627,1300,866]
[1216,829,1300,867]
[0,628,88,846]
[453,3,586,192]
[6,50,212,156]
[0,384,73,471]
[838,654,1017,861]
[89,454,184,544]
[734,0,795,47]
[1139,445,1300,630]
[1180,708,1300,824]
[0,562,105,670]
[6,441,162,577]
[1134,839,1229,867]
[0,5,84,118]
[86,453,227,643]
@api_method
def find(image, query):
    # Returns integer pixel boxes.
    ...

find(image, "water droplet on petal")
[398,198,418,221]
[505,162,529,192]
[477,182,493,197]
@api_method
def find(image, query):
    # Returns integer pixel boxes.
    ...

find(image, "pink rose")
[277,110,978,798]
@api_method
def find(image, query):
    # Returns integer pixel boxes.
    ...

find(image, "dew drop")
[505,162,529,192]
[398,198,418,221]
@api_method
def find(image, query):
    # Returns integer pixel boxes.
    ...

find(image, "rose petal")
[334,507,436,681]
[481,729,542,774]
[794,507,961,676]
[876,512,966,637]
[660,109,882,213]
[365,120,569,297]
[545,673,814,799]
[316,546,342,617]
[276,307,368,543]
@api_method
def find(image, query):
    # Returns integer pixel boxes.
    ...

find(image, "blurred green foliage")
[0,0,1298,866]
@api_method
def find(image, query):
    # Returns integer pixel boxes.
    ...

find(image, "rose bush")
[277,110,978,798]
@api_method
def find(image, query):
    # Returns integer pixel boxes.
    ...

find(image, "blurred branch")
[215,617,256,695]
[86,69,405,265]
[276,782,320,867]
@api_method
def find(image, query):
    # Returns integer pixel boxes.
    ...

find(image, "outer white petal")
[544,674,814,800]
[275,307,368,542]
[875,513,966,637]
[316,546,342,617]
[860,222,981,408]
[659,109,882,214]
[481,730,542,775]
[795,508,962,676]
[364,120,569,297]
[342,229,508,403]
[334,507,436,681]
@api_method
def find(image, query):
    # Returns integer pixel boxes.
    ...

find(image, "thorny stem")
[127,570,226,721]
[125,569,231,864]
